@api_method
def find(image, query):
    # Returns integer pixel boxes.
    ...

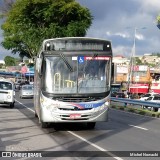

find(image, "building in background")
[128,65,151,94]
[0,60,5,65]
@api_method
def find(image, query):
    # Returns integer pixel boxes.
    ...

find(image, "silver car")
[19,85,33,98]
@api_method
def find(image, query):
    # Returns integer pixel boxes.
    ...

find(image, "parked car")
[0,78,15,108]
[139,93,157,101]
[142,94,160,111]
[111,92,125,98]
[19,84,34,99]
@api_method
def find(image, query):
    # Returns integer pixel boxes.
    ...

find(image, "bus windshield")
[43,55,111,94]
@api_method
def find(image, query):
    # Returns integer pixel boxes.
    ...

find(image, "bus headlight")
[93,103,107,112]
[40,96,58,111]
[105,101,110,106]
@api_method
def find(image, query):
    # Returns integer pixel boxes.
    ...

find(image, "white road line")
[68,131,123,160]
[16,99,34,113]
[16,99,124,160]
[129,124,148,130]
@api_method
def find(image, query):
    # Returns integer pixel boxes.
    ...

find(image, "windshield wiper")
[83,53,98,73]
[59,52,73,72]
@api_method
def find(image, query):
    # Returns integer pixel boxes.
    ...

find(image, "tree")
[157,15,160,24]
[4,56,16,66]
[1,0,93,58]
[135,57,142,65]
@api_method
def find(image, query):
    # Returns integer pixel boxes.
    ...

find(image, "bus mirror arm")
[36,58,42,74]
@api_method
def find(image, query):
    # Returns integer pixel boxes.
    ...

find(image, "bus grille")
[58,108,92,111]
[52,96,105,102]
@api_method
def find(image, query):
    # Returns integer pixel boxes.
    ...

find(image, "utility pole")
[127,27,137,92]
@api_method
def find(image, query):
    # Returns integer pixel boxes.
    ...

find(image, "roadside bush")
[127,108,135,112]
[111,105,116,109]
[119,106,124,110]
[137,110,146,115]
[151,114,156,117]
[110,105,160,118]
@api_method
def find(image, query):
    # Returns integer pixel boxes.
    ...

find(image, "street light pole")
[128,27,137,92]
[128,27,146,94]
[133,27,137,58]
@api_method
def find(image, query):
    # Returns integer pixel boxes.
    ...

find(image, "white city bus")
[34,37,113,129]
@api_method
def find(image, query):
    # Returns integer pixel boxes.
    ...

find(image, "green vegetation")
[134,57,143,65]
[4,56,16,66]
[1,0,93,59]
[111,105,160,118]
[156,15,160,25]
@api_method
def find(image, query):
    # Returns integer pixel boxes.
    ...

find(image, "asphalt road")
[0,92,160,160]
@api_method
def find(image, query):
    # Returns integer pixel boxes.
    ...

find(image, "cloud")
[139,0,160,14]
[106,31,130,38]
[77,0,160,56]
[0,0,160,59]
[135,33,144,40]
[113,45,132,57]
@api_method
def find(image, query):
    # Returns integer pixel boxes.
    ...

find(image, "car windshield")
[153,96,160,100]
[22,85,33,90]
[142,94,151,97]
[43,56,111,94]
[146,97,152,100]
[0,82,12,90]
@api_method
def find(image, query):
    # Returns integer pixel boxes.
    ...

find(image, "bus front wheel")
[40,121,48,128]
[86,122,96,129]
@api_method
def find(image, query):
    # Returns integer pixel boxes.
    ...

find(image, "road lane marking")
[16,99,124,160]
[16,99,34,113]
[129,124,148,130]
[68,131,123,160]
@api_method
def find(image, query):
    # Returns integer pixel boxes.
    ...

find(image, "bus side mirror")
[36,58,42,74]
[111,63,114,83]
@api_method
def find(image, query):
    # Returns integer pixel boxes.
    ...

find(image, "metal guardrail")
[111,97,160,108]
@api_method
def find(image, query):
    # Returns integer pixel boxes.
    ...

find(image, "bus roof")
[42,37,111,43]
[40,37,112,53]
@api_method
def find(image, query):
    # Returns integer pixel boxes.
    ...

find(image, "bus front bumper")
[40,106,109,123]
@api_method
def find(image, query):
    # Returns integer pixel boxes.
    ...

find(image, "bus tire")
[40,121,48,128]
[86,122,96,129]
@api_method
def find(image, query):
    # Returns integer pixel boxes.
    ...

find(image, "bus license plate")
[70,114,81,119]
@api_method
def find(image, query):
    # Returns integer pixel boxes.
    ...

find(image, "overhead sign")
[84,57,110,60]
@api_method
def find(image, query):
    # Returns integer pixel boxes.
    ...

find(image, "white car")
[0,78,15,108]
[139,93,157,101]
[142,94,160,112]
[19,84,34,99]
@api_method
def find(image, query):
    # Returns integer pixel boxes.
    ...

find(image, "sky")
[77,0,160,57]
[0,0,160,59]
